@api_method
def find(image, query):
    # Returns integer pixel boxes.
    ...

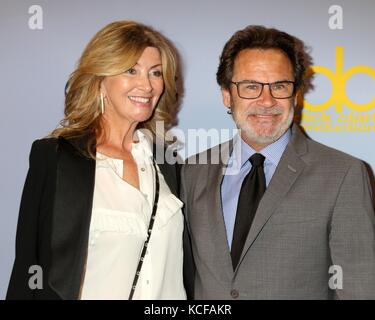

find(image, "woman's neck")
[97,118,138,153]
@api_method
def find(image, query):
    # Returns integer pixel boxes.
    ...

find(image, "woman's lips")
[128,96,151,103]
[128,95,154,108]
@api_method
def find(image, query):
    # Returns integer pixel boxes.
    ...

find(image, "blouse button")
[141,167,146,172]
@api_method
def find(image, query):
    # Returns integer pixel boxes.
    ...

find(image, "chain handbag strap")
[128,158,160,300]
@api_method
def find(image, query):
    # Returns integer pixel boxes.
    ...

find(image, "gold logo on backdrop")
[301,46,375,132]
[304,46,375,112]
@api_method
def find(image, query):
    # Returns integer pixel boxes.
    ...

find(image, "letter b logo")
[304,47,375,112]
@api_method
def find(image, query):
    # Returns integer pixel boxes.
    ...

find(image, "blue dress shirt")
[221,129,291,248]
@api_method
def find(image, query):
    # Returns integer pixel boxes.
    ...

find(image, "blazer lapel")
[48,135,96,300]
[206,140,235,279]
[153,143,178,196]
[235,125,308,272]
[48,136,179,298]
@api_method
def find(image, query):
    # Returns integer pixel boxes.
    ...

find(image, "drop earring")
[100,93,105,114]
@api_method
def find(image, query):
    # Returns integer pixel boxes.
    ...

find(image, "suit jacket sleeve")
[329,160,375,299]
[6,140,48,299]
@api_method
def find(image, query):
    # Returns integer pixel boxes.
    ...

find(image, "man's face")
[222,48,297,150]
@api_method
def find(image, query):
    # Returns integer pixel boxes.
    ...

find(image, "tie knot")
[250,153,265,167]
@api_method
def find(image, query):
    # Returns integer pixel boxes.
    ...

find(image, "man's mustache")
[241,106,284,116]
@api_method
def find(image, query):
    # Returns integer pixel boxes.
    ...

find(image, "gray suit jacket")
[181,124,375,299]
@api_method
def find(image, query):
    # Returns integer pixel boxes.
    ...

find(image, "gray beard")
[233,107,294,146]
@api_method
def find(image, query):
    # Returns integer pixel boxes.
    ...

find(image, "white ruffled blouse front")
[80,131,186,300]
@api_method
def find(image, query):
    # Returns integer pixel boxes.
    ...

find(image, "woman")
[7,21,186,300]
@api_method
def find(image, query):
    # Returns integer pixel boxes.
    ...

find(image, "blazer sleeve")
[6,140,48,299]
[329,160,375,299]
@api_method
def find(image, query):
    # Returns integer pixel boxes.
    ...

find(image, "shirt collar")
[234,128,291,169]
[132,129,154,158]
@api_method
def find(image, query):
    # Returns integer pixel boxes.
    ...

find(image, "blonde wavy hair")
[50,20,179,157]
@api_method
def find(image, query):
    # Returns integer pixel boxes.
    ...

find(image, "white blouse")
[80,130,186,300]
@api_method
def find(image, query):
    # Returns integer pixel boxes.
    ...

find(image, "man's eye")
[245,84,260,90]
[273,83,286,90]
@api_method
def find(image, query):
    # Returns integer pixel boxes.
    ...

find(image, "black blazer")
[6,135,193,299]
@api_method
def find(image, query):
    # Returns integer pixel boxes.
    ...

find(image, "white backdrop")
[0,0,374,298]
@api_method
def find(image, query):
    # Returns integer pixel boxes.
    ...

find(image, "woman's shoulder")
[27,138,60,164]
[30,137,59,153]
[31,134,91,155]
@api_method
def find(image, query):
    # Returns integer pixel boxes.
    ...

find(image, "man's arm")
[329,160,375,299]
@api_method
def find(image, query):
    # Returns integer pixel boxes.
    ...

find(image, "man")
[181,25,375,299]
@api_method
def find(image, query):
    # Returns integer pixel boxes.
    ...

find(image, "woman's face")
[101,46,164,127]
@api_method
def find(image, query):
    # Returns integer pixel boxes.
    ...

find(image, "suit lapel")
[206,140,235,279]
[235,125,308,272]
[48,135,96,300]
